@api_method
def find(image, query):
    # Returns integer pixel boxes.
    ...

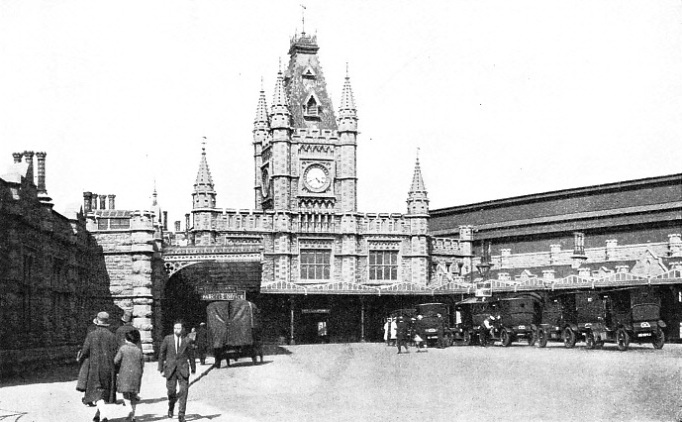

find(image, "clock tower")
[254,31,358,213]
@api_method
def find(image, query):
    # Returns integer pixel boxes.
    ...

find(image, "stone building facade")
[0,152,115,377]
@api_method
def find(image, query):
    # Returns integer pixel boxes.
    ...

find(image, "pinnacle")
[409,155,427,194]
[271,69,289,112]
[338,65,357,114]
[254,85,269,127]
[194,144,214,190]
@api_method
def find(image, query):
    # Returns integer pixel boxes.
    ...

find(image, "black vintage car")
[414,303,455,347]
[461,294,541,347]
[453,297,490,346]
[535,292,578,348]
[562,287,666,351]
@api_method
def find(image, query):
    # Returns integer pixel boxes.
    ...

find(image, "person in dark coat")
[195,322,208,365]
[158,321,196,422]
[115,330,144,422]
[77,317,99,406]
[396,316,410,354]
[77,311,118,422]
[115,310,141,349]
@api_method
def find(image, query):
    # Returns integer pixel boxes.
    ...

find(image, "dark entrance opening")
[162,261,262,336]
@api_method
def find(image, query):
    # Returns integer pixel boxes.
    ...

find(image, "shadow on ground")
[1,362,79,387]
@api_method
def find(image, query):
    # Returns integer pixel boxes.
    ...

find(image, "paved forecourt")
[1,342,681,421]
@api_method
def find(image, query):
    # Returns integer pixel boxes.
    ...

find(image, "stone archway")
[160,261,262,336]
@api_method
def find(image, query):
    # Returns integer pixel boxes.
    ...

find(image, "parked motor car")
[563,287,666,351]
[415,303,455,347]
[475,294,542,347]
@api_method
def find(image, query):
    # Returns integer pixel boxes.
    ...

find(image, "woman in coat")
[114,329,144,422]
[77,311,118,422]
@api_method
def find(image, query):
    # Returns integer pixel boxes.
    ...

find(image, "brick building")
[0,152,116,377]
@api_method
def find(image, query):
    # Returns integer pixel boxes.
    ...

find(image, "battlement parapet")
[292,128,339,143]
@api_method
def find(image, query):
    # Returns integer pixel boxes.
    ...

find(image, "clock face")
[304,165,328,191]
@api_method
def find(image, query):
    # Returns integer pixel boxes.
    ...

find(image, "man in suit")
[158,321,196,422]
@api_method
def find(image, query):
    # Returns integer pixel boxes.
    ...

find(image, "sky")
[1,1,681,225]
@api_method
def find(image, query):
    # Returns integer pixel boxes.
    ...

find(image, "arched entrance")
[162,261,262,335]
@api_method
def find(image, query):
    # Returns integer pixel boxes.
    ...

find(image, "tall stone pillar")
[129,210,156,356]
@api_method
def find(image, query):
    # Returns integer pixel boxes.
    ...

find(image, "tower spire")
[337,63,358,133]
[193,138,217,209]
[270,65,291,129]
[254,78,270,132]
[407,149,429,215]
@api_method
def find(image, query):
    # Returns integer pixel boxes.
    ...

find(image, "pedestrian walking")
[77,316,99,407]
[383,318,390,346]
[115,310,140,349]
[390,317,397,346]
[158,320,196,422]
[195,322,208,365]
[396,316,410,354]
[114,330,144,422]
[77,311,118,422]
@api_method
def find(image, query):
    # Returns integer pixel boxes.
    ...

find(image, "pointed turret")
[192,141,217,209]
[337,64,358,133]
[270,65,291,130]
[407,152,429,215]
[253,79,270,209]
[254,79,270,135]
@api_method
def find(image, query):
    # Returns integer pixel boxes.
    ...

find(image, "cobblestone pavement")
[2,342,682,422]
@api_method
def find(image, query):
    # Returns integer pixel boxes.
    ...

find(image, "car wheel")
[652,328,665,350]
[538,329,549,348]
[501,329,512,347]
[563,327,576,348]
[616,328,630,351]
[462,330,472,346]
[585,331,595,350]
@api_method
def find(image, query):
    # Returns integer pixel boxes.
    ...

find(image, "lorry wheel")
[462,331,472,346]
[538,329,549,348]
[652,329,665,350]
[563,327,576,348]
[585,332,595,350]
[616,328,630,351]
[501,329,512,347]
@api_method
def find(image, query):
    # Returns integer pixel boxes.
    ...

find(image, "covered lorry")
[206,299,263,367]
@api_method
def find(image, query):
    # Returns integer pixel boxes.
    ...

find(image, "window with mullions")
[300,249,331,280]
[369,250,398,281]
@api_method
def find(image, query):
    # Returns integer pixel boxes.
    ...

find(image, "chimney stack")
[12,152,23,163]
[83,192,93,213]
[108,194,116,210]
[174,221,181,232]
[35,151,47,194]
[163,211,168,230]
[91,194,98,211]
[99,194,106,210]
[23,151,35,185]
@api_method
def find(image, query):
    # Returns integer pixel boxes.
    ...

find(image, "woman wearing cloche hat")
[77,311,118,422]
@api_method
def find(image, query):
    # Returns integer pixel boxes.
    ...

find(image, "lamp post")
[475,240,493,297]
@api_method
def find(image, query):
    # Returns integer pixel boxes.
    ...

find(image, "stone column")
[129,210,156,356]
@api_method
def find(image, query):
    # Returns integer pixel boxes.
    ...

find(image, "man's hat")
[93,311,110,327]
[121,310,133,323]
